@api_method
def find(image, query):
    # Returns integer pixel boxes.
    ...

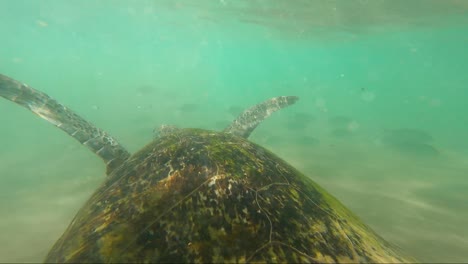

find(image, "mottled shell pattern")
[0,74,415,263]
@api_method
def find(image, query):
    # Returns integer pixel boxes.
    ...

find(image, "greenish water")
[1,0,468,262]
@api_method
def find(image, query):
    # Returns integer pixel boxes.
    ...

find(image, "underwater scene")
[0,0,467,262]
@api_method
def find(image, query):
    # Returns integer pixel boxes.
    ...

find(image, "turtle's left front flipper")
[0,74,130,174]
[224,96,299,138]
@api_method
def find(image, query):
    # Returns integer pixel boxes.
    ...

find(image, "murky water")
[1,1,467,262]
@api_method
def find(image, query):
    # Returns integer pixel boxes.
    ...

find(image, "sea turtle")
[0,74,415,263]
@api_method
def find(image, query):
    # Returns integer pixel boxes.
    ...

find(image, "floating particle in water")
[12,57,23,64]
[143,6,154,14]
[347,121,360,132]
[428,98,441,107]
[361,91,376,102]
[136,85,155,96]
[36,20,48,27]
[372,138,383,146]
[417,95,441,107]
[315,98,328,112]
[315,98,326,108]
[199,39,209,46]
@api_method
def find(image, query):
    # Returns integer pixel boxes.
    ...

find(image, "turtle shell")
[45,128,413,263]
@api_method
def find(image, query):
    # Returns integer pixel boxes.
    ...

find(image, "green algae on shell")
[0,73,416,263]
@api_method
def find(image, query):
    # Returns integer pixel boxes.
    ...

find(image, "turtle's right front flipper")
[224,96,299,138]
[0,74,130,174]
